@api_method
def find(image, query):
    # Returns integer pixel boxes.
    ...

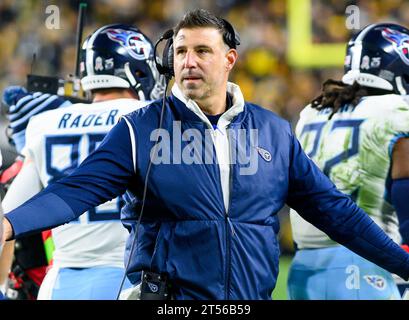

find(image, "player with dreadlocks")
[288,23,409,299]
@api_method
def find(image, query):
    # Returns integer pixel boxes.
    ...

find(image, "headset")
[153,18,240,81]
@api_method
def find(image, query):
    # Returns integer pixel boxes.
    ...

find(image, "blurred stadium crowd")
[2,0,409,126]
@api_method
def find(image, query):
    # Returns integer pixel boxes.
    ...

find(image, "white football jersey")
[290,94,409,249]
[20,98,149,267]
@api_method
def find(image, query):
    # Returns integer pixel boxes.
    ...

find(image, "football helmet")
[80,24,164,100]
[343,23,409,95]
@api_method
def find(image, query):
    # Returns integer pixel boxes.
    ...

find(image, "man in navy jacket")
[3,9,409,300]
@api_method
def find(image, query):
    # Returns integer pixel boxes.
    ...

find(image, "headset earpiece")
[162,37,174,79]
[154,29,174,81]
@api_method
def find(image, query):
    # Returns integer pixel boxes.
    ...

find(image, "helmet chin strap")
[124,62,146,101]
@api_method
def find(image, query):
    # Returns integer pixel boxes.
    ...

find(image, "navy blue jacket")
[6,92,409,300]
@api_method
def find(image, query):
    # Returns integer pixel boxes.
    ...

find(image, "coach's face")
[174,27,237,108]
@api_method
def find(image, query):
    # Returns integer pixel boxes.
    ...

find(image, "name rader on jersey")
[58,109,119,129]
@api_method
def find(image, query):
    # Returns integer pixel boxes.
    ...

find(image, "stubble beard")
[182,82,211,102]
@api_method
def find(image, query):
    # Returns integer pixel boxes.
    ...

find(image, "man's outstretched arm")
[2,119,135,241]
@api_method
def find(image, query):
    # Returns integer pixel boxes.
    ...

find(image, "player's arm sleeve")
[391,178,409,244]
[5,119,136,239]
[0,158,40,287]
[0,153,43,282]
[389,137,409,245]
[2,157,43,212]
[381,108,409,245]
[286,130,409,280]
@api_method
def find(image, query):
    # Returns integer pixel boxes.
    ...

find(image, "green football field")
[271,254,293,300]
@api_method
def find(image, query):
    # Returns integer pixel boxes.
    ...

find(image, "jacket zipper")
[224,126,234,300]
[212,122,234,300]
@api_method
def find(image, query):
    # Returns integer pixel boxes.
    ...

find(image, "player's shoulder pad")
[121,98,164,121]
[358,94,409,133]
[298,103,315,118]
[359,94,409,111]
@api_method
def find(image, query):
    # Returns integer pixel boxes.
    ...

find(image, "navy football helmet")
[343,23,409,95]
[80,24,165,100]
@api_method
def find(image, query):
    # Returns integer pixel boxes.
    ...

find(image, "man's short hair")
[174,9,229,46]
